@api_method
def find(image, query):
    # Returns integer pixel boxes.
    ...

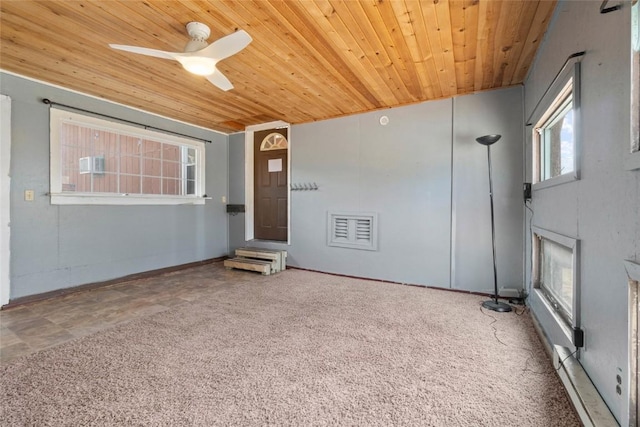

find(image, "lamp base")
[482,300,512,313]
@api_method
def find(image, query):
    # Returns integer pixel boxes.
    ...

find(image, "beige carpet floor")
[0,269,579,426]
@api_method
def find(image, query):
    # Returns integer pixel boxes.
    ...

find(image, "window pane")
[187,148,196,164]
[186,164,196,195]
[120,156,140,174]
[163,178,180,195]
[542,106,574,180]
[120,136,141,156]
[162,161,180,179]
[143,158,162,177]
[60,123,92,193]
[92,173,118,193]
[120,174,141,194]
[186,179,196,195]
[52,110,204,201]
[540,238,573,320]
[75,174,91,193]
[93,130,117,156]
[163,144,180,161]
[142,177,162,195]
[142,140,161,158]
[102,154,116,174]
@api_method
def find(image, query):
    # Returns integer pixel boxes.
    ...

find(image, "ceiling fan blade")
[109,44,177,60]
[206,70,234,91]
[199,30,252,61]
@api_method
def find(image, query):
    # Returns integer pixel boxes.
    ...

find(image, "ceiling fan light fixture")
[109,25,251,90]
[178,57,217,76]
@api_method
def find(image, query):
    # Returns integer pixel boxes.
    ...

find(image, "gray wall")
[524,1,640,424]
[453,89,524,294]
[228,132,246,253]
[229,87,524,293]
[1,72,229,300]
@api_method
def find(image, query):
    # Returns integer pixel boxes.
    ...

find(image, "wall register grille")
[327,212,378,251]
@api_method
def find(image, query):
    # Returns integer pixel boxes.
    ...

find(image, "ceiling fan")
[109,22,251,91]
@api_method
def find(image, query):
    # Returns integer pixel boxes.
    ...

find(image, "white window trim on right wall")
[627,0,640,170]
[625,259,640,426]
[532,226,581,345]
[531,61,582,191]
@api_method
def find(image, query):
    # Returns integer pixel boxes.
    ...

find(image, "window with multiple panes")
[50,109,205,205]
[532,62,580,188]
[533,227,579,328]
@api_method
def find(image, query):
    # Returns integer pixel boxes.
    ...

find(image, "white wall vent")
[79,156,105,174]
[327,211,378,251]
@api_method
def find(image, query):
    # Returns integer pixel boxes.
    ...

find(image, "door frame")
[244,120,290,244]
[1,94,11,306]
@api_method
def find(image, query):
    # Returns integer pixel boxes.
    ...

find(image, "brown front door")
[254,128,288,241]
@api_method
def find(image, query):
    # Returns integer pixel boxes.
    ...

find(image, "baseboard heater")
[553,345,618,427]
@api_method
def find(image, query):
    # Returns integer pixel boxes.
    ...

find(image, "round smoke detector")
[379,115,389,126]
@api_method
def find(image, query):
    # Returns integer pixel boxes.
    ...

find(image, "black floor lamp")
[476,134,512,313]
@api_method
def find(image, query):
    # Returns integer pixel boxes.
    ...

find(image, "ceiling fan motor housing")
[186,22,210,41]
[184,22,211,52]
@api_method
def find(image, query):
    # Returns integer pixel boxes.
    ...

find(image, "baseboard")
[530,305,618,426]
[553,346,618,427]
[2,256,227,310]
[287,265,505,299]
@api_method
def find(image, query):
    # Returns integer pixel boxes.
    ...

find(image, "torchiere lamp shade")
[476,134,502,146]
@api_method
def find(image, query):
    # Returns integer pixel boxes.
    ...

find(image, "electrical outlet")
[221,196,227,203]
[24,190,35,201]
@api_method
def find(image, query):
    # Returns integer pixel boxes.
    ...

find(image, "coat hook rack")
[290,182,319,191]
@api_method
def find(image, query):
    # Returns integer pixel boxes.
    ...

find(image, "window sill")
[532,172,578,191]
[532,288,574,345]
[50,193,207,205]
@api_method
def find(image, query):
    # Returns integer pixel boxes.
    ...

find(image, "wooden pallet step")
[235,247,287,271]
[224,257,272,275]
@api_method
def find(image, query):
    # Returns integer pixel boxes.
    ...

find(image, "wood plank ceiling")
[0,0,557,133]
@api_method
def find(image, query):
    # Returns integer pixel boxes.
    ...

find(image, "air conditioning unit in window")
[79,156,105,175]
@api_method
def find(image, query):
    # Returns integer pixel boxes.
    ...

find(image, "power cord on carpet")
[478,299,577,376]
[522,347,580,375]
[478,302,508,346]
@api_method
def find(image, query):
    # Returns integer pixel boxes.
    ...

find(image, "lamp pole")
[476,135,512,313]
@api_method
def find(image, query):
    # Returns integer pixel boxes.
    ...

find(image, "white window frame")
[50,108,206,205]
[532,62,581,190]
[627,0,640,170]
[1,94,11,306]
[532,227,580,338]
[625,260,640,426]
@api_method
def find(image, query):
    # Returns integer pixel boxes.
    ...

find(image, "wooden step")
[224,257,272,275]
[235,247,287,272]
